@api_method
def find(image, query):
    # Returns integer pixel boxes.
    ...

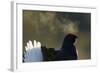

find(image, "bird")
[23,34,78,62]
[56,33,78,60]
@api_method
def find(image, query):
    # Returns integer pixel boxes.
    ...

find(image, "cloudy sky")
[23,10,91,60]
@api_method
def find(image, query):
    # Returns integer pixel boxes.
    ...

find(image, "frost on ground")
[24,40,43,62]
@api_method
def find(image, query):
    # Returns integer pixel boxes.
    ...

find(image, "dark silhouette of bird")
[56,33,78,60]
[24,34,78,62]
[41,33,78,61]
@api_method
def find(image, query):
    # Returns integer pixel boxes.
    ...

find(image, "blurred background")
[23,10,91,60]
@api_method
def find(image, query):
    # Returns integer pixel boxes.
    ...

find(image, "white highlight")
[33,40,37,48]
[24,40,43,62]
